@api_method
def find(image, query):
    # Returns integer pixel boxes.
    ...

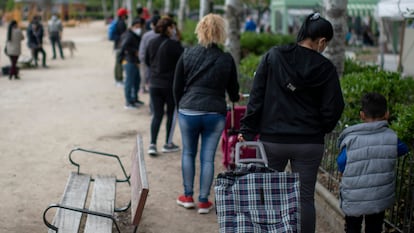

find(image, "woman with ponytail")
[239,13,345,233]
[5,20,24,80]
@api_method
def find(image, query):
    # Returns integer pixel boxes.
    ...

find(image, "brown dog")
[61,40,76,57]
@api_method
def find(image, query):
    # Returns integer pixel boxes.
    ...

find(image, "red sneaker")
[176,195,195,209]
[198,201,213,214]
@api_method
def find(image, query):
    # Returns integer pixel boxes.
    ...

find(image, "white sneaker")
[148,144,157,156]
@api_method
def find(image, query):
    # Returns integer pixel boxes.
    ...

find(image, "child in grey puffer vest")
[337,92,408,233]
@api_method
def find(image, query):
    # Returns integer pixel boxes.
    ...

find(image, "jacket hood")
[274,44,333,90]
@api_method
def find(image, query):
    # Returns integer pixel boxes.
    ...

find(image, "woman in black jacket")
[173,14,240,214]
[119,18,145,109]
[145,17,183,155]
[239,13,344,233]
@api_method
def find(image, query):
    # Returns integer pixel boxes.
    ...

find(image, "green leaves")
[340,60,414,148]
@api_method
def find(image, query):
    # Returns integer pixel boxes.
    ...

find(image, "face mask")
[317,39,326,53]
[171,28,177,38]
[133,28,142,36]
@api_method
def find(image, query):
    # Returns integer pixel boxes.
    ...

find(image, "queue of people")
[111,9,408,233]
[3,14,67,80]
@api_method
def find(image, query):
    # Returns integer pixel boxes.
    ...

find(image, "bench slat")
[48,172,90,233]
[84,175,116,233]
[131,135,149,225]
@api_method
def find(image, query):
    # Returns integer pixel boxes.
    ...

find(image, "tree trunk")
[199,0,209,20]
[113,0,120,19]
[225,0,243,65]
[177,0,187,31]
[125,0,132,26]
[146,0,153,13]
[323,0,347,77]
[164,0,172,14]
[101,0,109,20]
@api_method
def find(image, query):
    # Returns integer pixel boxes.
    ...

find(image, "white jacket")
[6,28,24,56]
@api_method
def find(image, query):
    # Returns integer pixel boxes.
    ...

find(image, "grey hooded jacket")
[338,120,398,216]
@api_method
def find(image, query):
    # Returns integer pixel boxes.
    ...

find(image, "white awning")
[375,0,414,20]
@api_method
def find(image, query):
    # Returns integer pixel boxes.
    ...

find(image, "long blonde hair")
[195,14,226,48]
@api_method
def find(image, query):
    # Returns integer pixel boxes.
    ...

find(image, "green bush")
[391,104,414,145]
[339,60,414,146]
[180,20,198,47]
[240,32,295,57]
[343,58,379,75]
[239,54,261,94]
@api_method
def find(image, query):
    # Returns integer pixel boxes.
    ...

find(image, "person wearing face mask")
[238,12,344,233]
[118,18,146,109]
[145,16,183,155]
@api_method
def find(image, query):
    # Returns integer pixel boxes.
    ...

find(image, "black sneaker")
[135,100,145,106]
[162,143,180,153]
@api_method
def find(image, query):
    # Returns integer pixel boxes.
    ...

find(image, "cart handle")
[235,141,268,166]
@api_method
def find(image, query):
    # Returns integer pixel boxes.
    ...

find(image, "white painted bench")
[43,134,149,233]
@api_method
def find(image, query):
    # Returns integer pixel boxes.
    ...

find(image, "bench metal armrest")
[43,203,122,233]
[68,148,130,184]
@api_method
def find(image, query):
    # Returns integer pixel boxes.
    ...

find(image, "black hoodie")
[240,44,344,144]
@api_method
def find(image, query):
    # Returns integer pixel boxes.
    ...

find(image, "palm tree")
[199,0,210,20]
[177,0,187,31]
[225,0,243,65]
[323,0,348,77]
[164,0,172,14]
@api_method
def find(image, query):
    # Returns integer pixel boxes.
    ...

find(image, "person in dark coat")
[145,16,183,155]
[27,17,47,68]
[118,18,145,109]
[173,14,240,214]
[239,12,344,233]
[113,8,128,86]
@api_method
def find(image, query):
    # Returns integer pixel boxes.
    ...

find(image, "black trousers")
[50,35,64,58]
[149,87,175,145]
[32,47,46,66]
[345,211,385,233]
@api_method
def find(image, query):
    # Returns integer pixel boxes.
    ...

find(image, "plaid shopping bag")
[214,162,301,233]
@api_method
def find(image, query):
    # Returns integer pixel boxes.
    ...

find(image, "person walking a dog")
[48,14,64,60]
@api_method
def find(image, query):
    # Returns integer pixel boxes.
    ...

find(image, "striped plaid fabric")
[214,165,300,233]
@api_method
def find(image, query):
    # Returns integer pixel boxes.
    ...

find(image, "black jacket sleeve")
[173,55,185,107]
[226,53,240,103]
[319,65,345,133]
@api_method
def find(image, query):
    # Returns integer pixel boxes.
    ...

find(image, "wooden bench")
[43,134,149,233]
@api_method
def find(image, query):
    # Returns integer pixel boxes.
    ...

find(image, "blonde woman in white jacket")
[5,20,24,80]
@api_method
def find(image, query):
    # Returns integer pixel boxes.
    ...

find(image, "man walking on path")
[48,14,64,60]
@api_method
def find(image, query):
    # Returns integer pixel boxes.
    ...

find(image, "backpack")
[108,19,118,41]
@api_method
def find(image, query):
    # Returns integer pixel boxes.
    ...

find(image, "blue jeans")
[123,62,140,104]
[178,112,225,203]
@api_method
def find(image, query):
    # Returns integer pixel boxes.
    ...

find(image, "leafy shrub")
[240,32,294,58]
[239,54,261,94]
[343,58,379,75]
[391,104,414,145]
[180,20,198,47]
[339,61,414,147]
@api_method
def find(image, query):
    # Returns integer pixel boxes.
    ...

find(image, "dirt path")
[0,21,332,233]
